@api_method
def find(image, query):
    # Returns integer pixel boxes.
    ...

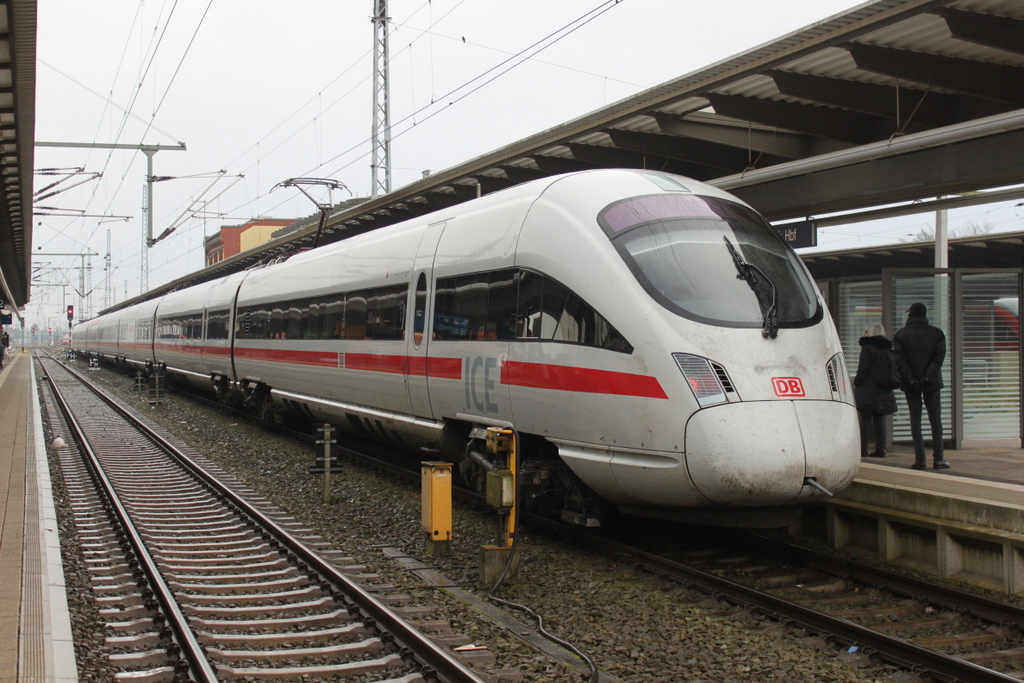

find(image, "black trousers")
[904,389,943,459]
[857,410,887,456]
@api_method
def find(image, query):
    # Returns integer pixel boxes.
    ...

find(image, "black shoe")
[910,461,927,470]
[866,451,886,458]
[933,459,951,470]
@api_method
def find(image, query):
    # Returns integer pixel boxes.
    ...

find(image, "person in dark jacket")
[853,323,898,458]
[893,302,949,470]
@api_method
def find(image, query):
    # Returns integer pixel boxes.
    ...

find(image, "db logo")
[772,377,805,397]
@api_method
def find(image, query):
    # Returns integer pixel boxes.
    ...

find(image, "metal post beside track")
[313,423,339,504]
[479,427,521,587]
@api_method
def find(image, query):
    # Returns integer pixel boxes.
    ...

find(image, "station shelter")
[806,232,1024,451]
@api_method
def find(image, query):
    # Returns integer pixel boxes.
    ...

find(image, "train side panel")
[234,223,423,421]
[119,299,160,368]
[425,189,537,424]
[155,284,214,390]
[202,270,249,382]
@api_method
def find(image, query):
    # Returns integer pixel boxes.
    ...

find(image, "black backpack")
[872,348,901,390]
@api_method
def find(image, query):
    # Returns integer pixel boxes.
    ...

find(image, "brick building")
[204,218,294,266]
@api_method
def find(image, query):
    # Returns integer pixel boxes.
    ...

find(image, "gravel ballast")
[51,361,908,682]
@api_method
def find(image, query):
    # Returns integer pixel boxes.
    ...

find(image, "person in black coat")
[853,323,898,458]
[893,302,949,470]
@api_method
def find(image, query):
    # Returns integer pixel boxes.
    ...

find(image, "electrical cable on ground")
[484,424,601,683]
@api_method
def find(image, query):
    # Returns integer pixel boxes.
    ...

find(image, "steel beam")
[847,44,1024,105]
[723,126,1024,221]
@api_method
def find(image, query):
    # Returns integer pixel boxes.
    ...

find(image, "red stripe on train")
[501,360,668,399]
[133,346,666,398]
[233,347,461,379]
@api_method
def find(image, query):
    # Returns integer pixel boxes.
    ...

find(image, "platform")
[823,438,1024,594]
[0,352,77,682]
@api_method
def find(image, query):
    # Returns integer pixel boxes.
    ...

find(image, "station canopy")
[0,0,35,311]
[117,0,1024,310]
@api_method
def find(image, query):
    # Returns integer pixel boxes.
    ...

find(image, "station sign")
[773,220,817,249]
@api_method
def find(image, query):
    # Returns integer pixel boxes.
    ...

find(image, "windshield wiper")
[724,237,779,339]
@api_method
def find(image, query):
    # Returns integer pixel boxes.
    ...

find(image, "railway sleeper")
[914,626,1014,650]
[141,524,246,532]
[167,577,303,593]
[197,623,367,646]
[105,618,157,634]
[153,543,273,557]
[91,571,136,586]
[100,605,151,621]
[961,645,1024,665]
[92,581,141,595]
[215,652,405,680]
[207,636,384,662]
[96,593,145,607]
[165,567,300,585]
[178,585,324,605]
[157,555,286,571]
[108,649,172,668]
[869,614,965,633]
[145,533,258,546]
[181,595,339,617]
[190,608,353,632]
[105,632,164,649]
[832,600,926,620]
[132,511,236,523]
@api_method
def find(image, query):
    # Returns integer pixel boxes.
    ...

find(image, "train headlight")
[673,353,731,407]
[826,353,854,405]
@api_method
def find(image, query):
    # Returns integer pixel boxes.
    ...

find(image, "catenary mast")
[371,0,392,199]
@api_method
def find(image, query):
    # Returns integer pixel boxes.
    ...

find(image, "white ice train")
[73,169,860,527]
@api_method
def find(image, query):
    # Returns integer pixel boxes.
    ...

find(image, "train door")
[407,222,446,418]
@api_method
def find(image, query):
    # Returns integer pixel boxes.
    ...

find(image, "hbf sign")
[772,377,805,397]
[773,220,817,249]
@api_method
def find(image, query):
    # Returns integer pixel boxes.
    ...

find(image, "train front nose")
[684,400,859,506]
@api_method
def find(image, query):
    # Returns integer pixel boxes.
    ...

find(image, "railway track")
[38,355,488,683]
[559,527,1024,683]
[65,355,1024,682]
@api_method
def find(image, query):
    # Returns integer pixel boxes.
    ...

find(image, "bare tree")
[953,220,993,237]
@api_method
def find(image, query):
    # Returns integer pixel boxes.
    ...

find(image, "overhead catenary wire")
[43,1,631,301]
[215,0,626,223]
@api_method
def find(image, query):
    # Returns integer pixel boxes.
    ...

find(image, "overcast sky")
[27,0,1024,328]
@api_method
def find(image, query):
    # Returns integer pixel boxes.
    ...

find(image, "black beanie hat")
[907,302,927,317]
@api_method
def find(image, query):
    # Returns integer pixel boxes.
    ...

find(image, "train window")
[516,271,544,339]
[432,268,630,352]
[373,285,407,340]
[414,273,427,346]
[540,278,571,341]
[433,279,462,340]
[285,305,304,340]
[515,271,632,352]
[323,296,346,339]
[489,270,517,341]
[247,307,269,339]
[346,294,367,340]
[234,284,406,343]
[434,270,516,341]
[207,310,230,340]
[455,275,490,340]
[600,194,821,330]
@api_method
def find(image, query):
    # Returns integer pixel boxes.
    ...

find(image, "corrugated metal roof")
[0,0,36,311]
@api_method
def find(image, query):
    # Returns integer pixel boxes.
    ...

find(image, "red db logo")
[772,377,805,397]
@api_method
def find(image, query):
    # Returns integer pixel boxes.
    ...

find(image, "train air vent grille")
[710,362,734,393]
[826,363,839,393]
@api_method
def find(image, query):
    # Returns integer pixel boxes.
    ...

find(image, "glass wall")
[962,273,1020,439]
[830,270,1021,446]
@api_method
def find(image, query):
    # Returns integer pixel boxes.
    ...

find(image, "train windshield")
[599,194,821,330]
